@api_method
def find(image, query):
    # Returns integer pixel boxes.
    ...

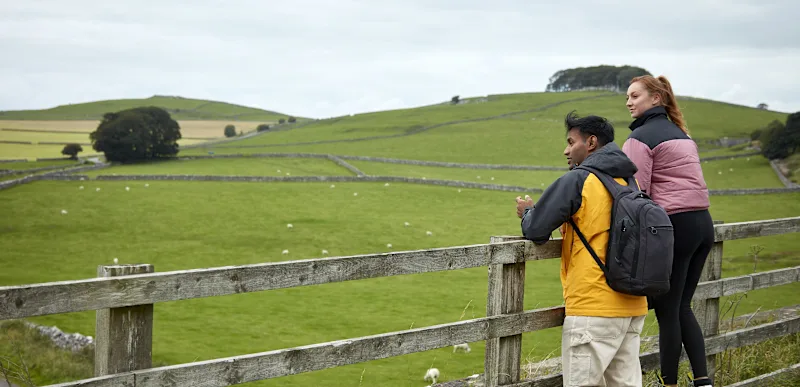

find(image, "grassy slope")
[184,92,787,165]
[1,181,798,386]
[0,96,297,122]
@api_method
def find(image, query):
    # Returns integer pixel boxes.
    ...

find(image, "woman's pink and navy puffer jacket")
[622,106,710,215]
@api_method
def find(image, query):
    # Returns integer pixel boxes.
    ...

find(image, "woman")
[622,75,714,387]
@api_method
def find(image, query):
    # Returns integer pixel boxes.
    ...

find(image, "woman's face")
[626,81,660,118]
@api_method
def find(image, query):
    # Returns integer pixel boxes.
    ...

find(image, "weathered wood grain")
[1,242,534,320]
[693,266,800,301]
[95,265,154,377]
[714,216,800,242]
[725,362,800,387]
[44,373,135,387]
[44,306,565,387]
[485,236,526,387]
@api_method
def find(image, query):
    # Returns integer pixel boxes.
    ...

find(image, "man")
[515,111,647,387]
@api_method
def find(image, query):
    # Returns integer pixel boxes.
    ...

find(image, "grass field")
[182,92,786,166]
[83,157,354,177]
[0,180,798,386]
[0,120,272,139]
[0,96,296,122]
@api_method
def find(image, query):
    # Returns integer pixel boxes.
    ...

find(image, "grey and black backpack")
[568,165,674,297]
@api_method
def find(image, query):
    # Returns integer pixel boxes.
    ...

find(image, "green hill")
[0,95,302,121]
[184,91,787,165]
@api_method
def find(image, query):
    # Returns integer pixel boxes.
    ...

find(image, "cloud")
[1,0,798,118]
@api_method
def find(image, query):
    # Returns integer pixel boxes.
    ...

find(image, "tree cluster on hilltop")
[546,65,651,92]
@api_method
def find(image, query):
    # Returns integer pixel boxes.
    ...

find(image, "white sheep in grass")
[490,177,495,181]
[144,183,149,188]
[282,249,289,255]
[384,183,390,187]
[453,343,471,353]
[386,243,392,248]
[353,192,358,196]
[457,189,462,193]
[96,188,101,192]
[287,223,293,229]
[426,231,433,236]
[330,184,335,188]
[125,186,130,191]
[113,258,118,264]
[321,249,329,255]
[79,186,84,190]
[404,222,410,227]
[61,210,68,215]
[424,368,439,384]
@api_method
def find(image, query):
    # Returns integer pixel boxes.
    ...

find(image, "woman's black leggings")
[652,209,715,384]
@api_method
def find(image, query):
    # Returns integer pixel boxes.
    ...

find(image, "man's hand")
[515,195,534,218]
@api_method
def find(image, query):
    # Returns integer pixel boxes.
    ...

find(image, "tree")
[546,65,651,92]
[288,116,297,123]
[257,124,271,132]
[279,118,286,124]
[451,95,460,104]
[61,143,83,160]
[224,125,237,137]
[757,103,769,110]
[90,106,181,163]
[785,112,800,154]
[760,120,790,159]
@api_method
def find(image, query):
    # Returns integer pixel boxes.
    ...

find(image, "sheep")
[458,189,462,193]
[144,183,149,188]
[96,188,101,192]
[321,249,329,255]
[79,186,84,190]
[353,192,358,196]
[404,222,410,227]
[453,343,471,353]
[125,186,130,191]
[282,249,289,255]
[286,172,291,176]
[287,223,293,229]
[490,177,495,181]
[426,231,433,236]
[729,168,734,172]
[476,175,481,179]
[113,258,119,264]
[386,243,392,248]
[330,184,335,188]
[384,183,390,187]
[277,169,281,173]
[424,368,439,384]
[61,210,68,215]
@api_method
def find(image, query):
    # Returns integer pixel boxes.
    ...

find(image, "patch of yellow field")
[0,120,267,139]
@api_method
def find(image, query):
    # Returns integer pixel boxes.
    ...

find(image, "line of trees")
[546,65,651,92]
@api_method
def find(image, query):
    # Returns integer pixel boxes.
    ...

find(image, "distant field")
[83,157,353,177]
[0,159,79,170]
[0,95,299,122]
[190,92,786,166]
[0,120,268,138]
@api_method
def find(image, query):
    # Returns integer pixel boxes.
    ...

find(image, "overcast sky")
[1,0,798,118]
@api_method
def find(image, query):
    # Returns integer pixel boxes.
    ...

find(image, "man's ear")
[588,135,598,151]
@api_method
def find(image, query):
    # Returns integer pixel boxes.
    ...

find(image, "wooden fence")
[0,217,799,387]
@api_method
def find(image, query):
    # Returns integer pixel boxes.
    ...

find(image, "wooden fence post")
[693,221,723,380]
[95,264,154,376]
[485,237,525,386]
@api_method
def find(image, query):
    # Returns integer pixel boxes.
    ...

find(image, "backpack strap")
[576,165,640,197]
[567,218,608,275]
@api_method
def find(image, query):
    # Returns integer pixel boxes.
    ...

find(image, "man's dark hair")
[564,110,614,146]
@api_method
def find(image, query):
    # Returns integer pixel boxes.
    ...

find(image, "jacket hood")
[629,106,668,131]
[579,142,638,178]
